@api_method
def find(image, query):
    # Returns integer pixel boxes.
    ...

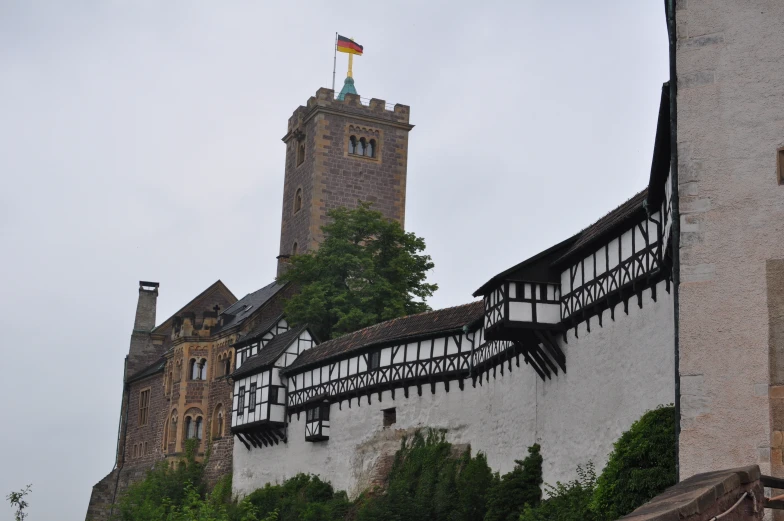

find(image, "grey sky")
[0,2,667,519]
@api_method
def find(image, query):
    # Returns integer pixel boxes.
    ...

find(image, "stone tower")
[277,83,414,275]
[674,0,784,482]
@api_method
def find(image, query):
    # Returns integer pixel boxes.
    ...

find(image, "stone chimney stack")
[134,281,159,331]
[126,281,161,380]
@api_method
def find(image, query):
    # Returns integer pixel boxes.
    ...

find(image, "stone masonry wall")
[676,0,784,480]
[620,466,763,521]
[86,372,166,521]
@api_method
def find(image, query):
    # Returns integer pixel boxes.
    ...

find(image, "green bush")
[519,463,596,521]
[591,405,677,520]
[484,444,543,521]
[244,474,349,521]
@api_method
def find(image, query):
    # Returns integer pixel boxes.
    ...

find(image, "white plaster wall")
[233,280,674,497]
[676,0,784,479]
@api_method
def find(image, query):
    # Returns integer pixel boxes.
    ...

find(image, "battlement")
[284,87,411,139]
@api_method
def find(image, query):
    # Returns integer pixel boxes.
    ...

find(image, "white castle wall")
[232,280,674,497]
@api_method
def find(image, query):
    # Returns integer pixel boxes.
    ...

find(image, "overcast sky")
[0,2,667,519]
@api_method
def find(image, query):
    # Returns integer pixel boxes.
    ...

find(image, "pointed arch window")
[185,417,193,439]
[223,357,231,376]
[190,359,198,380]
[294,188,303,214]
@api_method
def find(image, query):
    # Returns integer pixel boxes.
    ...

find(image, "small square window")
[383,408,396,427]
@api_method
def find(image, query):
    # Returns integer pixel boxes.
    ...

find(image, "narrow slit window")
[297,141,305,166]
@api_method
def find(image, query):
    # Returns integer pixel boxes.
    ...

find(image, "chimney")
[126,281,161,380]
[134,281,159,331]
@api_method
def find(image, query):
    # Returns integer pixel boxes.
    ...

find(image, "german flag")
[337,35,363,55]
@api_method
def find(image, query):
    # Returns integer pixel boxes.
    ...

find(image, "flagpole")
[331,32,337,95]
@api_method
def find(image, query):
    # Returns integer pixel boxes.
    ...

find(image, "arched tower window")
[185,417,193,439]
[195,417,203,439]
[212,404,224,438]
[348,135,357,154]
[294,188,303,214]
[368,139,376,158]
[296,141,305,166]
[357,138,365,156]
[292,242,298,256]
[189,359,198,380]
[199,358,207,380]
[224,357,231,376]
[169,410,178,447]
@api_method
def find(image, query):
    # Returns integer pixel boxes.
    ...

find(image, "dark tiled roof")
[553,189,648,266]
[231,325,308,379]
[234,314,285,348]
[473,236,577,297]
[212,281,286,334]
[127,357,166,383]
[284,302,484,374]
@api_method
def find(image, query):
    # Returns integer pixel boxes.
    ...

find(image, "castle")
[87,2,784,519]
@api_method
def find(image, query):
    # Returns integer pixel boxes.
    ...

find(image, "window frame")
[238,386,246,416]
[138,388,151,427]
[248,382,257,411]
[369,350,381,371]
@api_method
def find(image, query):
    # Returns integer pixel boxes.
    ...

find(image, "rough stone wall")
[127,287,160,379]
[233,281,674,498]
[676,0,784,480]
[619,466,763,521]
[86,372,167,521]
[278,88,411,275]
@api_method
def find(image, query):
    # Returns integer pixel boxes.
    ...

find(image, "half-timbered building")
[230,87,677,498]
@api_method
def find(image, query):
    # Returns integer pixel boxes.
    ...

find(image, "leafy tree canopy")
[278,202,437,340]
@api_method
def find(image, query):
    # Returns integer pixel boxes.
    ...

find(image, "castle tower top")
[276,87,414,276]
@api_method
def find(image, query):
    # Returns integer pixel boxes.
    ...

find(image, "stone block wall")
[620,466,763,521]
[676,0,784,480]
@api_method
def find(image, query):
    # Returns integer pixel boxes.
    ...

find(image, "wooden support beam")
[235,433,251,451]
[536,330,566,373]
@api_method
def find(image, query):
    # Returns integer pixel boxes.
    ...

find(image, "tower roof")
[337,76,357,100]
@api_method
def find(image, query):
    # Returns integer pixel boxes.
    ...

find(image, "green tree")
[278,202,437,340]
[7,484,31,521]
[590,405,676,520]
[484,444,543,521]
[519,463,596,521]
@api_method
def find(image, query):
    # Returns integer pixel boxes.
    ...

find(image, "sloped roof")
[233,314,285,348]
[127,356,166,383]
[211,281,286,335]
[552,189,647,266]
[151,280,237,338]
[283,302,484,374]
[231,325,309,378]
